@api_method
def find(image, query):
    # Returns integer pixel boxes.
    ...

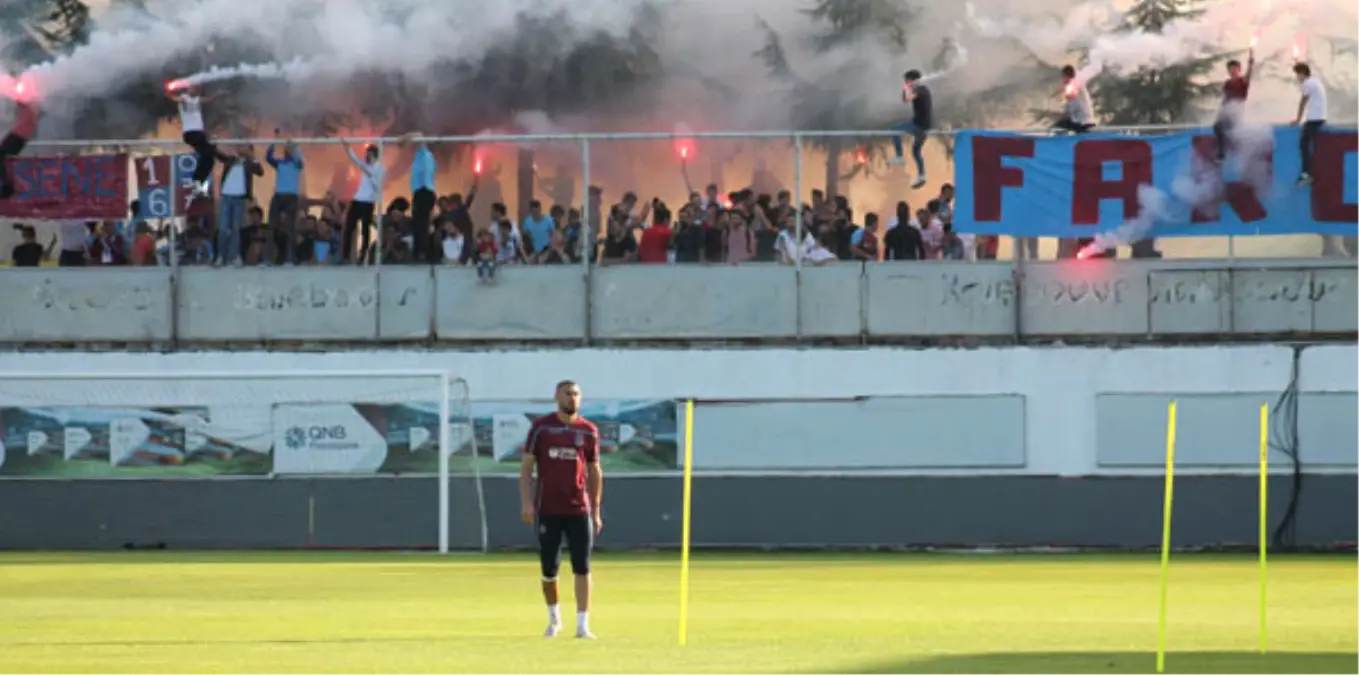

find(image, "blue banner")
[953,126,1357,238]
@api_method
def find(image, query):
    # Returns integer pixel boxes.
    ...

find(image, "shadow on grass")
[840,651,1359,674]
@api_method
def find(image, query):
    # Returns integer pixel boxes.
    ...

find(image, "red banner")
[0,153,129,220]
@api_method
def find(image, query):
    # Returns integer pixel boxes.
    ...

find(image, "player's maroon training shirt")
[526,413,600,516]
[1223,77,1249,103]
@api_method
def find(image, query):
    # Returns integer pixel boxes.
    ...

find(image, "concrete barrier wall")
[0,260,1353,344]
[2,474,1353,550]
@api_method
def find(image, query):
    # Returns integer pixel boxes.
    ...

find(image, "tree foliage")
[0,0,89,67]
[1085,0,1223,126]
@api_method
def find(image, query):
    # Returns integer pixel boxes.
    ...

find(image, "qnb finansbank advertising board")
[0,400,678,477]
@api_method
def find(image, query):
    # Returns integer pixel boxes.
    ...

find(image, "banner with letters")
[0,153,130,220]
[952,126,1357,238]
[0,399,677,476]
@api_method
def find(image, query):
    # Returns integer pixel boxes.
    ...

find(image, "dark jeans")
[182,131,216,184]
[1054,118,1095,134]
[58,249,86,267]
[891,120,929,175]
[1300,120,1324,175]
[268,193,301,264]
[342,200,375,264]
[1212,117,1233,160]
[412,188,436,263]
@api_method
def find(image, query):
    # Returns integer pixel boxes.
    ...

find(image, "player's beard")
[558,403,577,416]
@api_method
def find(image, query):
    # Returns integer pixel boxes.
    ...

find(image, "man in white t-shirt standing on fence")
[1291,62,1327,186]
[167,83,224,198]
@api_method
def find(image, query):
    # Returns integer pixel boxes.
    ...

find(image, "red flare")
[1,74,37,102]
[855,149,868,165]
[166,79,188,93]
[675,137,694,162]
[1249,32,1259,49]
[1292,36,1305,61]
[1064,82,1076,98]
[473,154,483,175]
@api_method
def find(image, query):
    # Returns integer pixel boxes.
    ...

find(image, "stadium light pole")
[580,138,592,345]
[793,134,803,272]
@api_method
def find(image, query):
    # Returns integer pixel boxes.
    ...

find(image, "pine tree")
[1085,0,1223,126]
[757,0,913,198]
[0,0,65,67]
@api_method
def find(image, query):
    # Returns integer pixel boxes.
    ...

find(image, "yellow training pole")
[678,399,696,647]
[1259,403,1269,654]
[1157,400,1177,674]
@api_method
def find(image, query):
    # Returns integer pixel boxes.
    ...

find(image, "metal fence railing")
[6,127,1355,268]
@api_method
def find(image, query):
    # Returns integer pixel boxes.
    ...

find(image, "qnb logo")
[547,447,579,461]
[285,425,351,450]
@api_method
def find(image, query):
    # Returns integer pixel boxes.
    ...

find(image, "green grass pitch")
[0,551,1354,673]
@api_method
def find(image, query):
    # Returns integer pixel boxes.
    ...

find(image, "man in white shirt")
[340,138,385,264]
[1292,62,1327,185]
[1055,65,1096,134]
[57,220,89,267]
[166,83,223,198]
[775,223,816,265]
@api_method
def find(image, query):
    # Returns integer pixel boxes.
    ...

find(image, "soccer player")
[0,100,38,199]
[519,380,603,639]
[1213,51,1254,161]
[1054,66,1096,134]
[888,69,933,189]
[166,83,222,198]
[1292,62,1327,185]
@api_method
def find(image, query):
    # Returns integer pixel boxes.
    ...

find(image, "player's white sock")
[547,605,561,624]
[577,611,589,629]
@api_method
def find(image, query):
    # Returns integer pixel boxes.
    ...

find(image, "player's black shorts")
[537,513,593,579]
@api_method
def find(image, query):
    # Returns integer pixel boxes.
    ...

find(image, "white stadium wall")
[0,343,1354,550]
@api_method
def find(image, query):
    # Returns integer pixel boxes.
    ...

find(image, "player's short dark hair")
[529,199,541,209]
[1293,62,1311,76]
[903,69,922,81]
[941,182,955,192]
[555,380,579,393]
[1226,59,1241,69]
[1061,65,1076,78]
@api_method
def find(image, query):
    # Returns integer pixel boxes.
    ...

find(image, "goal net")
[0,369,486,553]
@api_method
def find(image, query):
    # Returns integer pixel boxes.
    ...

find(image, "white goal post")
[0,369,485,554]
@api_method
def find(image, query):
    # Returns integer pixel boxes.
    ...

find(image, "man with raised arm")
[166,83,225,198]
[519,380,604,640]
[1213,51,1255,161]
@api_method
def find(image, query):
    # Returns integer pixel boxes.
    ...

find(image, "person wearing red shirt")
[519,380,603,639]
[1213,50,1254,161]
[637,205,673,263]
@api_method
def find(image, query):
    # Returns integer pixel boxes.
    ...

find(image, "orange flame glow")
[1249,32,1259,49]
[856,149,868,165]
[166,79,188,92]
[1064,82,1075,98]
[474,154,483,175]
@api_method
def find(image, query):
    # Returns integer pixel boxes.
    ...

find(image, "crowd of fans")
[4,138,1001,271]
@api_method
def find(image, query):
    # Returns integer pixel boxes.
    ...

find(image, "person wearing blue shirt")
[265,131,305,264]
[521,200,555,254]
[403,132,438,263]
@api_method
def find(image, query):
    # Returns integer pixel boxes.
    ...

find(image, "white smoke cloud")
[0,0,1349,157]
[1080,117,1278,257]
